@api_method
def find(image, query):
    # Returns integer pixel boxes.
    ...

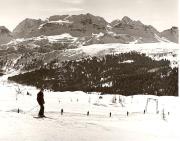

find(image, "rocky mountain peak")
[121,16,133,24]
[13,18,44,38]
[0,26,12,45]
[170,26,178,33]
[161,26,179,43]
[0,26,11,34]
[14,18,43,30]
[111,16,144,27]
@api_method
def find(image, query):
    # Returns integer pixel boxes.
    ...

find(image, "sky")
[0,0,179,31]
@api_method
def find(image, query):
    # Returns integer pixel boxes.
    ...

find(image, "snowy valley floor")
[1,111,180,141]
[0,74,180,141]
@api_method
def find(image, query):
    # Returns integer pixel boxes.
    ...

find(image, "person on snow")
[37,89,45,117]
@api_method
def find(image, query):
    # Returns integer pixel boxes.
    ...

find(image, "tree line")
[8,52,178,96]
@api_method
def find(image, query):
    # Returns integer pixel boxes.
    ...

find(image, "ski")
[33,116,55,120]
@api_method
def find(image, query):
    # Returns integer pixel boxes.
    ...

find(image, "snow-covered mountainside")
[0,42,179,74]
[12,13,108,39]
[0,74,180,141]
[0,14,179,47]
[6,43,178,96]
[8,13,178,44]
[110,16,159,43]
[78,43,179,68]
[0,33,81,72]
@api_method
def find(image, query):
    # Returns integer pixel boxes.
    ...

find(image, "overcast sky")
[0,0,179,31]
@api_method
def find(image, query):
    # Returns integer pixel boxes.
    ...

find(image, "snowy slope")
[0,40,179,141]
[1,40,178,74]
[0,41,179,75]
[76,42,179,68]
[6,33,78,46]
[0,74,180,141]
[1,110,180,141]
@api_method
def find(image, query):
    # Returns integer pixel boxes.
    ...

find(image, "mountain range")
[0,13,179,45]
[0,13,179,74]
[0,13,178,96]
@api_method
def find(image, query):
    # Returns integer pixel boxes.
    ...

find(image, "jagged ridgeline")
[8,52,178,96]
[0,14,179,45]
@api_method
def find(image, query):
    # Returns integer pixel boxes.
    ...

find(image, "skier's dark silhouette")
[37,89,45,117]
[127,111,129,116]
[144,110,146,114]
[87,111,89,116]
[61,108,64,115]
[27,91,30,95]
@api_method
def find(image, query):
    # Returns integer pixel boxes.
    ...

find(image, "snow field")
[0,40,180,141]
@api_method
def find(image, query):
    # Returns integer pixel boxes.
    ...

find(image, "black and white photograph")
[0,0,179,140]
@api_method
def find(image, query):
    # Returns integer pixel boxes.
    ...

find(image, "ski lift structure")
[145,98,159,114]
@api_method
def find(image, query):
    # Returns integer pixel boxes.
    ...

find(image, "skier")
[61,108,64,115]
[37,89,45,117]
[87,111,89,116]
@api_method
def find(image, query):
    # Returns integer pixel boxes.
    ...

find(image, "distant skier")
[27,91,31,96]
[87,111,89,116]
[144,109,146,114]
[127,111,129,116]
[37,89,45,117]
[61,108,64,115]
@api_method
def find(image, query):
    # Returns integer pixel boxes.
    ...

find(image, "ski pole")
[26,105,39,113]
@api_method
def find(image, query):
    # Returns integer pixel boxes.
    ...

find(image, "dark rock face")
[0,26,13,44]
[161,27,179,43]
[48,15,69,21]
